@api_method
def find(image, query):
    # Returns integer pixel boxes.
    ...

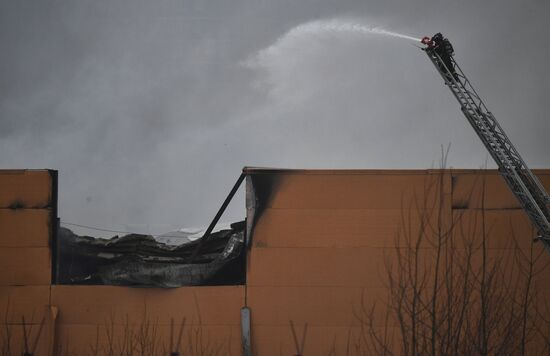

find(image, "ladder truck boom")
[421,33,550,253]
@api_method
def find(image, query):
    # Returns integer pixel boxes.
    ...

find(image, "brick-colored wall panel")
[247,286,392,327]
[54,324,242,355]
[2,318,52,356]
[248,286,362,327]
[56,319,241,355]
[266,173,451,210]
[0,286,50,323]
[251,325,401,356]
[0,247,51,285]
[451,172,550,209]
[453,209,536,250]
[0,209,50,247]
[252,208,443,248]
[247,247,390,287]
[0,170,52,208]
[51,285,244,325]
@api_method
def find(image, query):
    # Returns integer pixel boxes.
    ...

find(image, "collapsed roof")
[56,221,246,288]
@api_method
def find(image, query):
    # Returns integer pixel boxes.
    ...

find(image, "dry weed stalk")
[358,163,550,355]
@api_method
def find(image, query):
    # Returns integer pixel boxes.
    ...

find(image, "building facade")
[1,168,549,355]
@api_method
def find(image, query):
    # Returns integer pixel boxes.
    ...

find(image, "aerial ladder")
[420,33,550,253]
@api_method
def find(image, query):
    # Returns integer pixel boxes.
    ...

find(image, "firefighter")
[431,33,458,80]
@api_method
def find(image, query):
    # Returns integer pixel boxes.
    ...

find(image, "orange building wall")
[244,168,550,355]
[0,170,244,355]
[0,170,54,354]
[1,169,550,355]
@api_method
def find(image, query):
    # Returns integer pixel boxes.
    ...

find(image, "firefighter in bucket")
[422,33,458,81]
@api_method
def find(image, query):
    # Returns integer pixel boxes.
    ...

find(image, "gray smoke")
[1,0,548,235]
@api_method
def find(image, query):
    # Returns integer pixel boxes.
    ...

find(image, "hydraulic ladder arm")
[421,34,550,253]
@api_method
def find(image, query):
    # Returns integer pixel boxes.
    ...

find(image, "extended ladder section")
[423,47,550,252]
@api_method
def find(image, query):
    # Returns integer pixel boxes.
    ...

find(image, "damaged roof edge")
[188,173,245,262]
[57,221,246,287]
[56,171,249,288]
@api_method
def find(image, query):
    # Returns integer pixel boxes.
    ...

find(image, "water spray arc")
[289,20,420,42]
[252,19,421,68]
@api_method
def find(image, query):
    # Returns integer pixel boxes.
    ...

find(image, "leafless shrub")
[2,302,230,356]
[289,320,308,356]
[1,298,45,356]
[357,159,550,355]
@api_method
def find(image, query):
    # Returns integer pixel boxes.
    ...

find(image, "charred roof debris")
[56,220,246,287]
[55,173,249,287]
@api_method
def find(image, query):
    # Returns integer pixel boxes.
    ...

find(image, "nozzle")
[421,36,434,48]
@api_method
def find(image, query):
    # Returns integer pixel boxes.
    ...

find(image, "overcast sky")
[1,0,549,235]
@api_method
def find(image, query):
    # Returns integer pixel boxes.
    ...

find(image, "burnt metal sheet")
[56,221,246,287]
